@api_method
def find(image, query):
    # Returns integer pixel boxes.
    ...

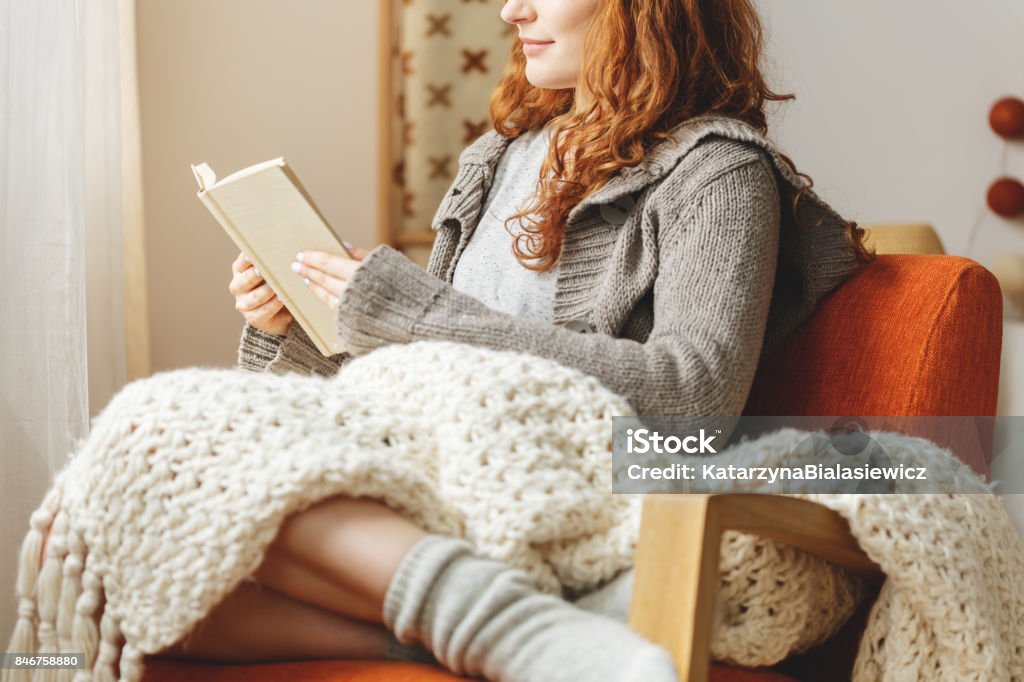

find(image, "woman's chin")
[523,68,575,92]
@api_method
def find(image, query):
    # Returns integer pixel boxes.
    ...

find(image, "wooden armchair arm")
[627,494,883,682]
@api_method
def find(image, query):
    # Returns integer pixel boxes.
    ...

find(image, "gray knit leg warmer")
[384,630,438,665]
[383,534,679,682]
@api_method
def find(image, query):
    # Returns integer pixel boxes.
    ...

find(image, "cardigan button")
[562,319,596,334]
[599,194,636,225]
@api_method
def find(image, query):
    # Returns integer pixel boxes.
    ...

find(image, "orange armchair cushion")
[743,254,1003,475]
[141,658,798,682]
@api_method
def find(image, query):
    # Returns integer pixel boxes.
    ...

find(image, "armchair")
[144,250,1003,682]
[631,251,1002,682]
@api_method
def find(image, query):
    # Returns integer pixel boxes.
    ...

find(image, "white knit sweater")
[4,341,1023,682]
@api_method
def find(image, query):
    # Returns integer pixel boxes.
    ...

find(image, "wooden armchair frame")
[628,494,885,682]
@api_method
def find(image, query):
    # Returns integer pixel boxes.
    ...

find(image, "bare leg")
[253,495,428,613]
[154,578,389,663]
[252,545,384,624]
[38,495,422,662]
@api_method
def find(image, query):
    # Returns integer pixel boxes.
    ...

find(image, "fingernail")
[243,255,250,262]
[291,262,301,273]
[342,240,353,249]
[295,252,304,262]
[303,278,310,286]
[254,268,261,277]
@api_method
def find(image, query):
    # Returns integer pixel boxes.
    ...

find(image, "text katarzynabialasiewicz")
[625,462,928,482]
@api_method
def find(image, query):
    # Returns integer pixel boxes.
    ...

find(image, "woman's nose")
[500,0,536,26]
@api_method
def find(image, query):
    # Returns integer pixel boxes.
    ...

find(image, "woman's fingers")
[295,250,360,281]
[236,283,278,313]
[260,296,287,320]
[236,248,364,315]
[307,279,346,311]
[269,303,293,324]
[245,296,288,331]
[293,250,357,308]
[230,253,251,296]
[297,266,347,300]
[236,252,263,280]
[230,253,269,295]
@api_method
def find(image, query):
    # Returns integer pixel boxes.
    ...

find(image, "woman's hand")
[291,244,371,312]
[229,252,294,337]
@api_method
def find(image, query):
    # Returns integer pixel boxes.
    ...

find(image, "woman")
[185,0,873,679]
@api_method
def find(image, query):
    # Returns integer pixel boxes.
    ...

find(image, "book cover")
[191,158,352,357]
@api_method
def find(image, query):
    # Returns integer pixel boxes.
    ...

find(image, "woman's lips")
[521,39,554,56]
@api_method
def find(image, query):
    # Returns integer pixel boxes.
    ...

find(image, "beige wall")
[137,0,378,372]
[757,0,1024,268]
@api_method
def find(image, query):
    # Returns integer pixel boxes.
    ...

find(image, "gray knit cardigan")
[237,115,862,417]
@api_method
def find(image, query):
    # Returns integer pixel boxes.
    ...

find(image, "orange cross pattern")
[428,155,453,180]
[462,119,489,144]
[388,2,515,243]
[461,49,488,74]
[402,191,416,218]
[426,83,452,108]
[426,14,451,38]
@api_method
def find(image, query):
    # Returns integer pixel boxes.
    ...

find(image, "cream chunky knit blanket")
[4,341,1023,682]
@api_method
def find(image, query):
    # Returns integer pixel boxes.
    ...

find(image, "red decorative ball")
[990,97,1024,138]
[987,177,1024,218]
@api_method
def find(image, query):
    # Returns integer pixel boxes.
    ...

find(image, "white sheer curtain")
[0,0,134,641]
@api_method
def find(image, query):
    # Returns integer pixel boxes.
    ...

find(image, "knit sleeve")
[236,320,351,377]
[333,154,780,417]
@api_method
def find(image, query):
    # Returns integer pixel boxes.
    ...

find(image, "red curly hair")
[489,0,875,271]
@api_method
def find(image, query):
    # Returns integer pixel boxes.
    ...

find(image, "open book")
[191,158,354,357]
